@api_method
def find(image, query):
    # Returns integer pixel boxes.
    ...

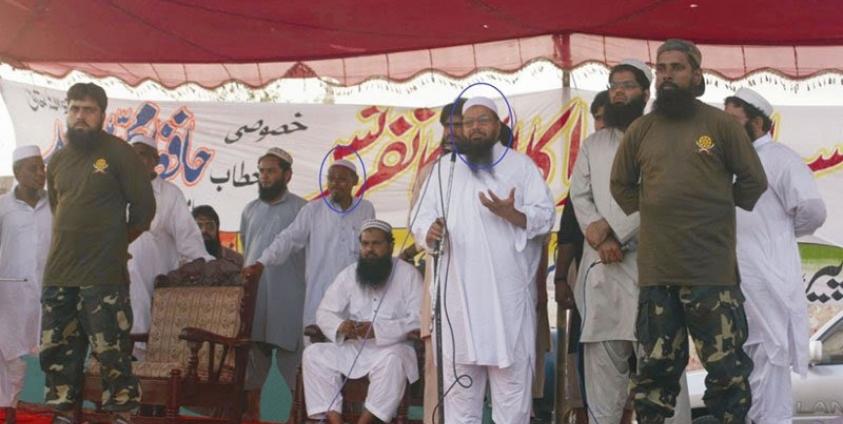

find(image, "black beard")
[356,255,393,289]
[66,128,101,151]
[204,237,221,257]
[653,85,697,120]
[456,136,495,165]
[258,180,287,201]
[744,122,757,142]
[604,96,646,130]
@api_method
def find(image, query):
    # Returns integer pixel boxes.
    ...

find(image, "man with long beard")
[411,96,555,423]
[724,88,826,424]
[610,40,768,424]
[302,219,422,424]
[126,134,212,360]
[192,205,243,267]
[41,82,155,424]
[238,147,307,418]
[570,59,692,424]
[570,59,650,424]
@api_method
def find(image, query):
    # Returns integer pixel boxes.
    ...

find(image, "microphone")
[620,238,638,253]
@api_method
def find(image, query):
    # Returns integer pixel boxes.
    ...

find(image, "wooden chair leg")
[166,370,181,424]
[230,390,244,424]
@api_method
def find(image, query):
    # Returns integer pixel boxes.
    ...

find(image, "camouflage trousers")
[40,285,141,412]
[631,286,753,424]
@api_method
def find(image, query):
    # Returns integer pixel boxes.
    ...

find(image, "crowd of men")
[0,37,828,424]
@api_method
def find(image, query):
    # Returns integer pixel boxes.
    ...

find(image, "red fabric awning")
[2,0,843,88]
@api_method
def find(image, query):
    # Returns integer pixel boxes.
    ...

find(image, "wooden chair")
[81,259,256,424]
[288,325,424,424]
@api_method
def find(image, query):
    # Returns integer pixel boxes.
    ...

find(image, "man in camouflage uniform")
[40,82,155,424]
[610,39,767,423]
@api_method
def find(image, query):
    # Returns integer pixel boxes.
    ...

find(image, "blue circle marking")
[448,82,517,170]
[317,147,368,215]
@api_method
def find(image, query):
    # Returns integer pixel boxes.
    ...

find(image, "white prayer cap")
[13,145,41,163]
[462,96,499,117]
[330,159,357,175]
[360,219,393,236]
[618,58,653,85]
[262,147,293,166]
[128,133,157,149]
[734,87,773,118]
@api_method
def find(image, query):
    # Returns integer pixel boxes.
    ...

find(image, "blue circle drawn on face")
[448,82,516,170]
[317,147,368,215]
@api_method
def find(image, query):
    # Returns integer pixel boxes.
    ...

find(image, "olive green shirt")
[610,101,767,287]
[43,132,156,286]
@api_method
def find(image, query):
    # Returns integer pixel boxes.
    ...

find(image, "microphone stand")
[433,148,457,424]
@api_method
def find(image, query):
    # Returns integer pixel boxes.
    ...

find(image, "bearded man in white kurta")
[411,96,555,424]
[303,219,421,424]
[127,134,212,355]
[725,88,827,424]
[0,146,52,422]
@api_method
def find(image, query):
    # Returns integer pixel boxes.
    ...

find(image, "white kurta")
[0,189,51,359]
[311,259,422,381]
[411,143,555,368]
[737,134,826,377]
[303,259,422,420]
[569,128,640,343]
[256,198,375,326]
[128,177,213,335]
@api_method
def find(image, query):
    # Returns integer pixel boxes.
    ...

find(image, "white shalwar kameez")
[737,134,827,424]
[256,198,375,326]
[302,259,421,422]
[411,144,555,424]
[0,189,51,407]
[570,128,691,424]
[128,178,212,339]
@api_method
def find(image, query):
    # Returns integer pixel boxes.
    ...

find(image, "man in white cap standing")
[411,96,555,423]
[611,40,767,424]
[724,88,826,424]
[240,152,374,417]
[126,133,212,360]
[0,145,51,424]
[302,219,421,424]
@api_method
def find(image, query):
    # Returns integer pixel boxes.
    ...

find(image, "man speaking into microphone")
[411,96,555,424]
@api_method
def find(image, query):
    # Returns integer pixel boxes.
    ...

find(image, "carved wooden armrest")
[304,324,328,343]
[179,327,250,383]
[179,327,250,347]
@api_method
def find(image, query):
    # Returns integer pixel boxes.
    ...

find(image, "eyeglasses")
[462,116,496,127]
[609,81,641,90]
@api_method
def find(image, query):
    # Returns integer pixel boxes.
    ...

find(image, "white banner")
[2,79,842,304]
